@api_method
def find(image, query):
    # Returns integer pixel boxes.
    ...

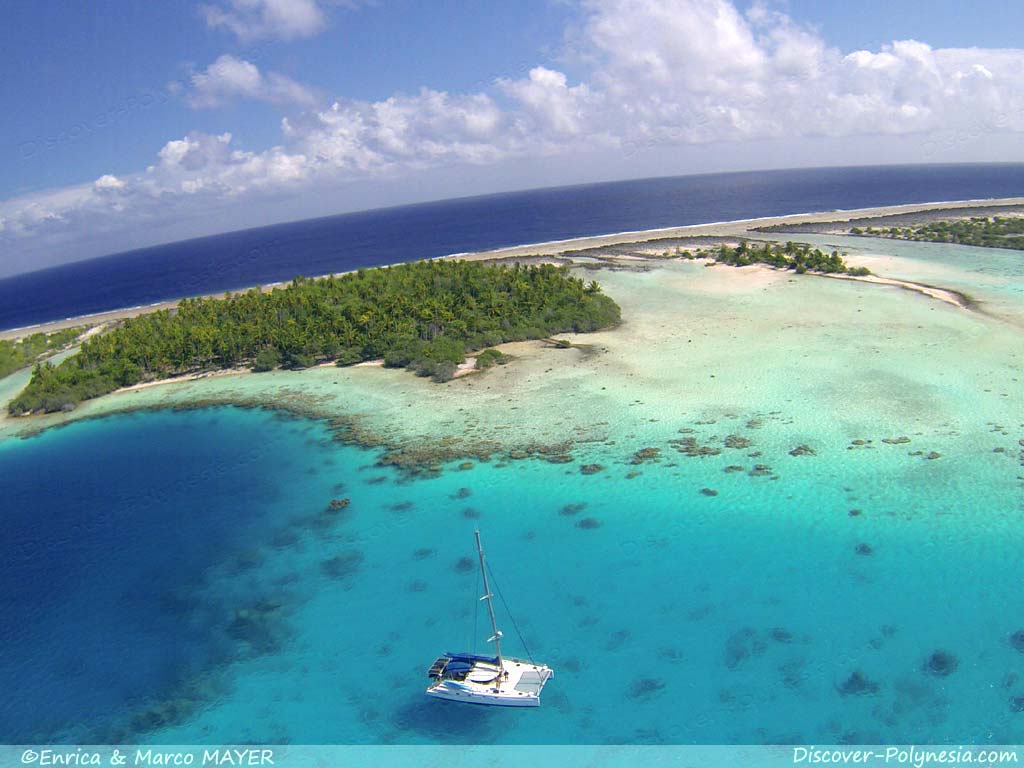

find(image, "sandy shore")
[116,367,252,393]
[3,196,1021,343]
[445,196,1024,262]
[822,271,972,309]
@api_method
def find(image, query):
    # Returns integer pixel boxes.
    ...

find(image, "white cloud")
[5,0,1024,269]
[304,90,512,168]
[499,67,597,137]
[93,174,125,191]
[568,0,1024,145]
[199,0,327,41]
[185,54,317,108]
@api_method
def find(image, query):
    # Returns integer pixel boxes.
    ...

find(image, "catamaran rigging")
[424,530,554,707]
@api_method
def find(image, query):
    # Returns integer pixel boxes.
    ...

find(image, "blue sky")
[2,1,578,197]
[2,0,1024,275]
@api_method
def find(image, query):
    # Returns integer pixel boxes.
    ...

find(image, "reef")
[225,549,264,574]
[769,627,793,644]
[560,502,587,516]
[270,530,300,549]
[453,556,475,573]
[628,678,666,698]
[630,447,661,464]
[837,670,880,696]
[669,437,721,457]
[922,650,958,677]
[855,543,874,556]
[576,517,602,529]
[101,672,232,743]
[700,488,719,496]
[4,383,611,484]
[724,628,767,669]
[1010,630,1024,652]
[724,435,752,449]
[779,660,806,690]
[580,463,605,475]
[606,630,631,650]
[320,550,365,580]
[788,445,816,457]
[226,598,290,655]
[562,658,582,673]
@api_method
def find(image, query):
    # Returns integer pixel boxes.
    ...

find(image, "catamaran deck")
[426,655,554,707]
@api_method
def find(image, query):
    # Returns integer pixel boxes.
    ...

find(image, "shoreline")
[0,260,975,417]
[3,196,1023,342]
[438,196,1024,262]
[820,271,974,309]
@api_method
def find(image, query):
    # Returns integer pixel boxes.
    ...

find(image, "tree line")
[0,327,82,379]
[9,260,621,415]
[681,241,871,275]
[852,216,1024,250]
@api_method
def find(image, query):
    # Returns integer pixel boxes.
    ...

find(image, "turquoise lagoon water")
[2,227,1023,746]
[2,398,1023,745]
[762,232,1024,324]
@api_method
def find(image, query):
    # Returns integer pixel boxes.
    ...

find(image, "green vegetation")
[684,241,870,276]
[9,260,620,415]
[475,348,512,369]
[0,327,83,379]
[853,216,1024,250]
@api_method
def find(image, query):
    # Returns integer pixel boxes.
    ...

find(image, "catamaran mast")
[475,530,503,662]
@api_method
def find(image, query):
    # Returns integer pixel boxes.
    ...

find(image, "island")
[7,198,1019,422]
[9,260,620,415]
[683,242,871,276]
[850,216,1024,250]
[0,327,84,379]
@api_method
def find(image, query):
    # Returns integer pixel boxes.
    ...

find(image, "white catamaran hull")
[425,686,542,707]
[426,657,554,707]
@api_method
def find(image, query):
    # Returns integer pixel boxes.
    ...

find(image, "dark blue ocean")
[2,163,1023,331]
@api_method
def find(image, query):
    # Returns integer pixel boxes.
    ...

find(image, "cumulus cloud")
[5,0,1024,267]
[498,67,598,137]
[184,54,318,108]
[571,0,1024,146]
[93,174,125,191]
[283,89,512,173]
[199,0,327,41]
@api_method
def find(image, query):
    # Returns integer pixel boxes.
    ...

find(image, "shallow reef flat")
[3,240,1020,491]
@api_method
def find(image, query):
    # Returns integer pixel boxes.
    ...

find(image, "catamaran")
[425,530,554,707]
